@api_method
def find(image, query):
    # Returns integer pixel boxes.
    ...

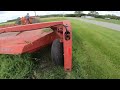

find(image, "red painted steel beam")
[0,21,63,34]
[62,21,72,71]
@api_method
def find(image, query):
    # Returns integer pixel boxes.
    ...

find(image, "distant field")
[0,21,15,26]
[87,18,120,25]
[0,17,120,79]
[40,17,66,22]
[0,17,64,26]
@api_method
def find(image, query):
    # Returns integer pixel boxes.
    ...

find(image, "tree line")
[6,11,120,22]
[74,11,120,20]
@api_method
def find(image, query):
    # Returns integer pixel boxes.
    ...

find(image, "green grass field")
[0,17,120,79]
[87,18,120,25]
[0,21,15,26]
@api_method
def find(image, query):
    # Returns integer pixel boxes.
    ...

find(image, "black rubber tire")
[15,17,21,25]
[32,17,40,23]
[51,39,64,66]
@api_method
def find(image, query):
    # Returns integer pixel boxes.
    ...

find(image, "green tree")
[95,12,99,15]
[74,11,83,17]
[75,11,83,14]
[88,11,99,16]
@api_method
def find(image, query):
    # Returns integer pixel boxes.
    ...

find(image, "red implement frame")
[0,20,72,71]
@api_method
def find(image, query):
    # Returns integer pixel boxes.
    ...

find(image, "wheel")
[32,17,40,23]
[15,17,21,25]
[51,39,64,66]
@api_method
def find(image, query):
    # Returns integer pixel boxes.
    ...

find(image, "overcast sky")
[0,11,120,23]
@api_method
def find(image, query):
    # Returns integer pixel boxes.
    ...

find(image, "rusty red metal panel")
[0,30,58,54]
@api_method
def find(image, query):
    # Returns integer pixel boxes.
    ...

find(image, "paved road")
[72,18,120,31]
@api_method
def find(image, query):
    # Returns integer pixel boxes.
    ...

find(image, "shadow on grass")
[26,45,67,79]
[30,45,54,71]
